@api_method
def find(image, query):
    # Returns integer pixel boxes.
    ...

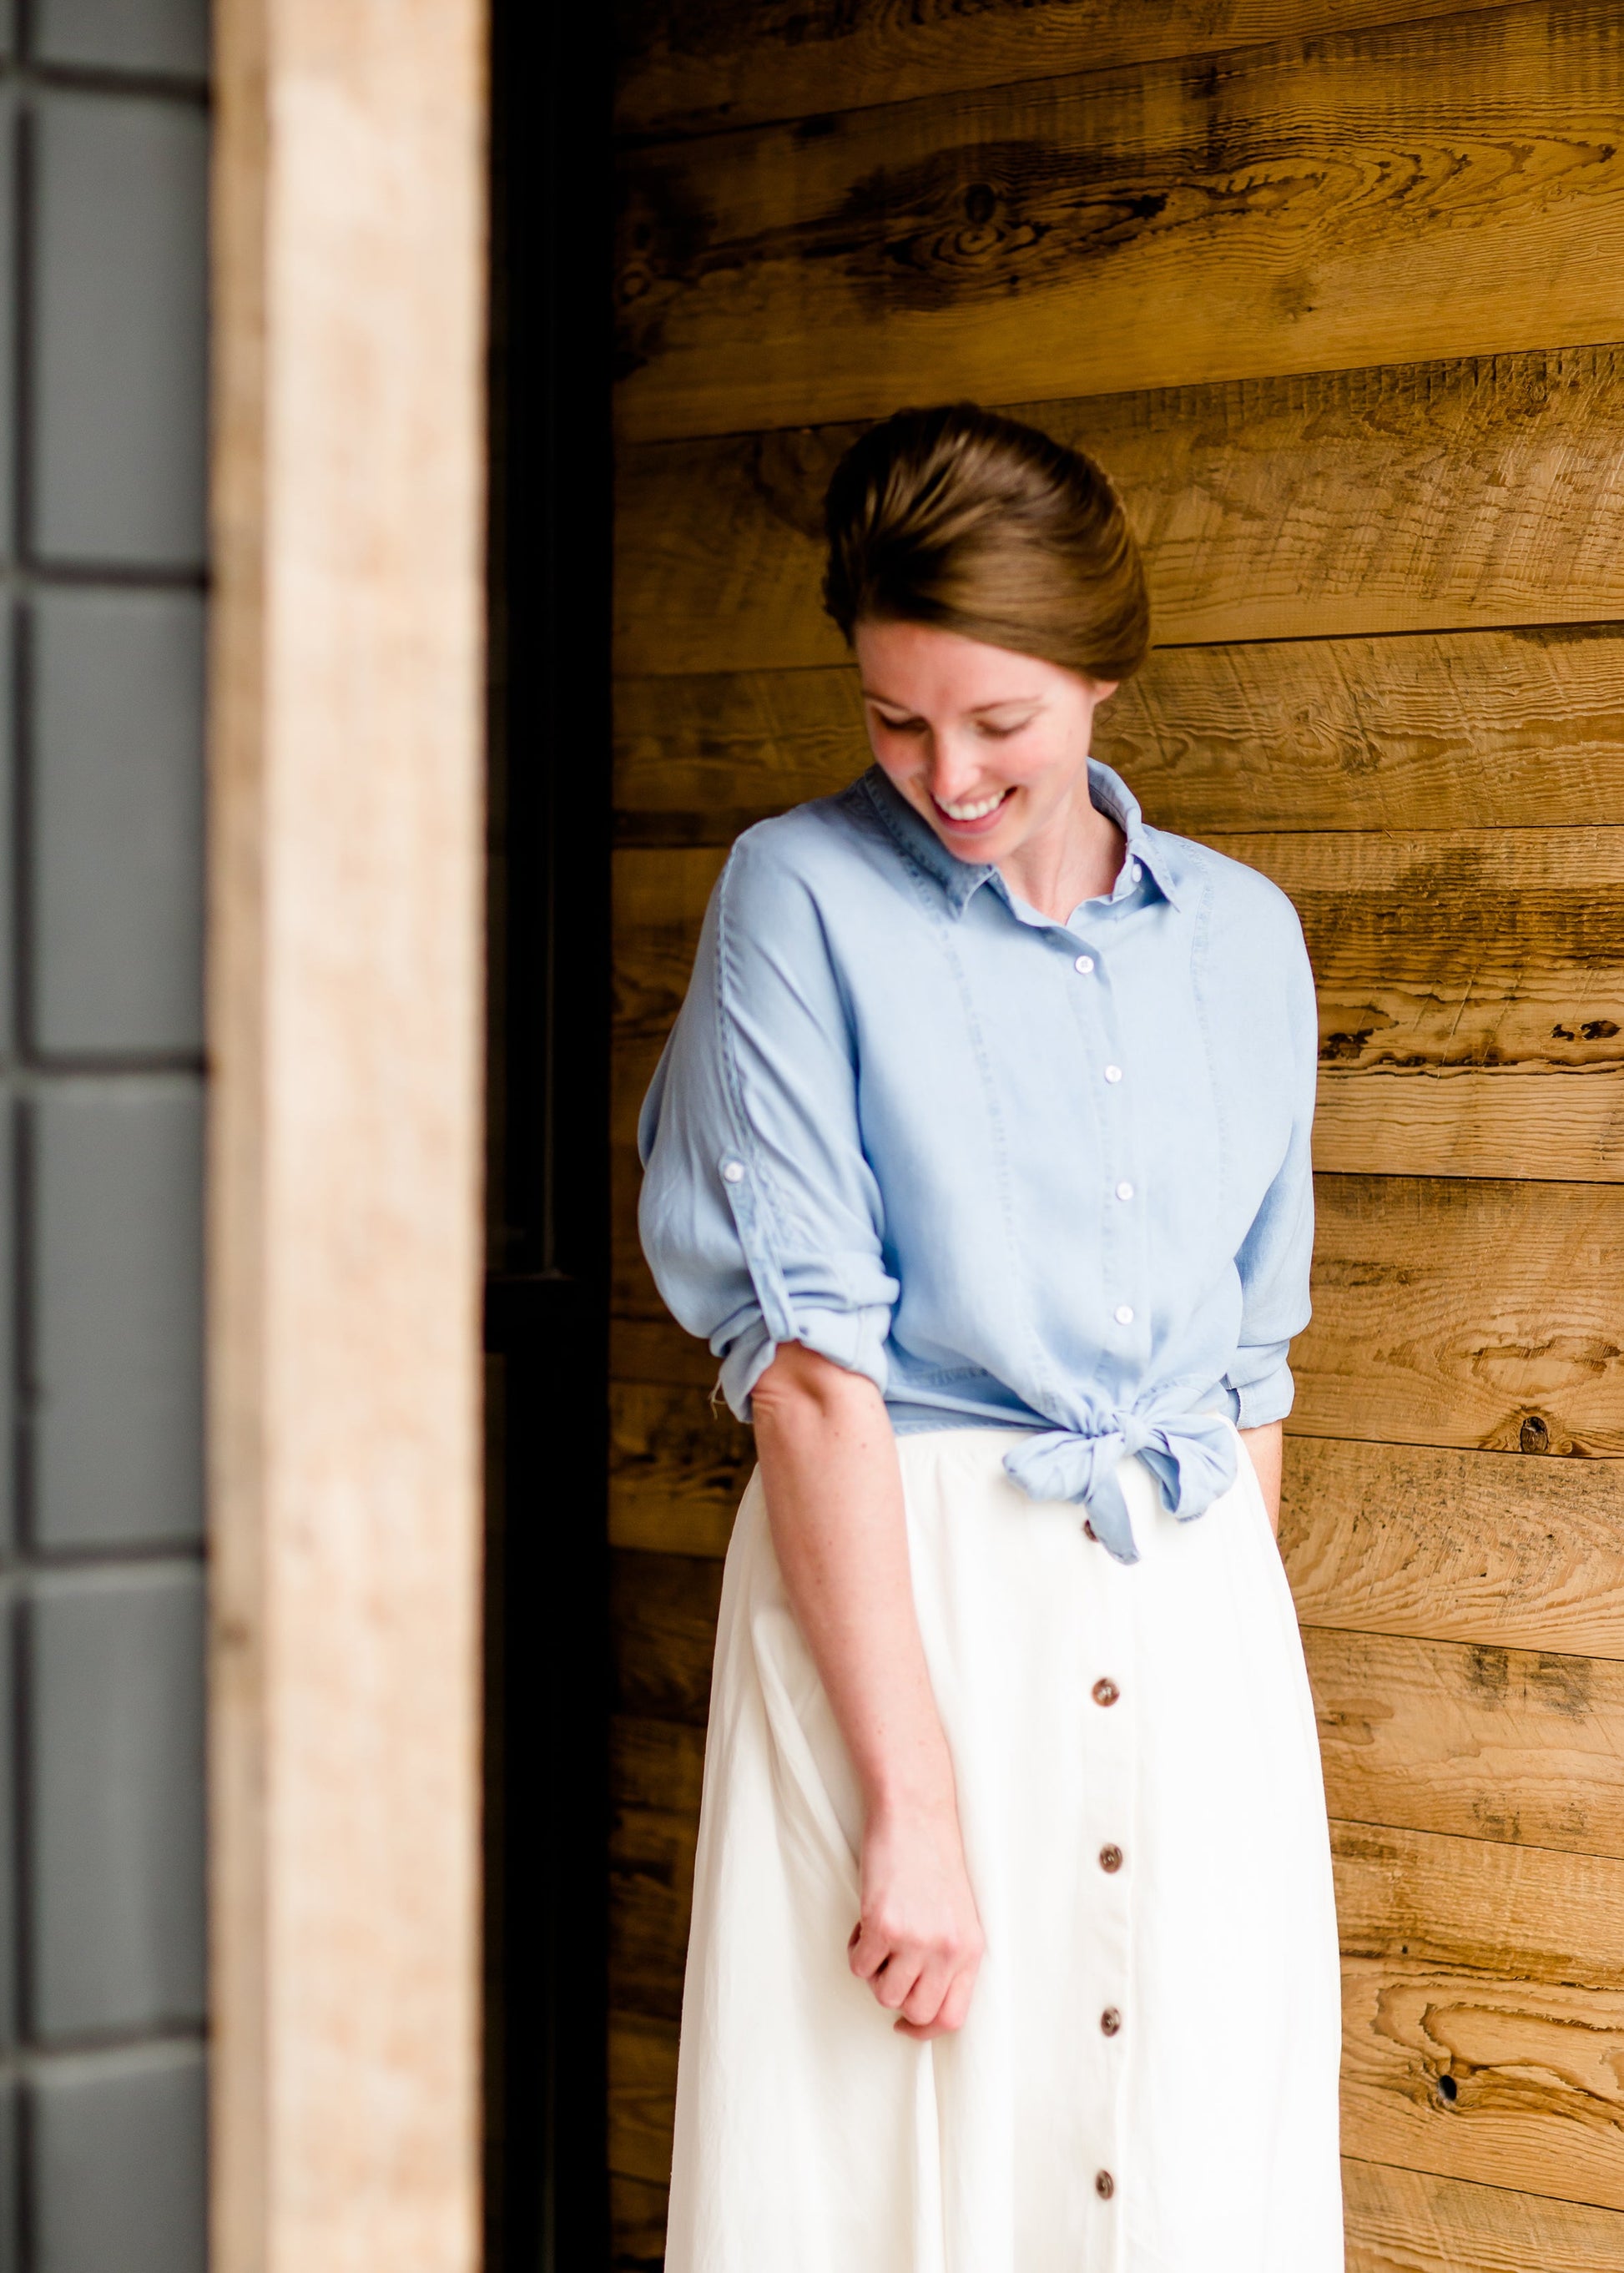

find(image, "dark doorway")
[484,5,613,2265]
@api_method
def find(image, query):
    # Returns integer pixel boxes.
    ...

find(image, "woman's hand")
[850,1793,985,2040]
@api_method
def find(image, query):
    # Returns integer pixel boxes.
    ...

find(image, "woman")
[638,403,1343,2272]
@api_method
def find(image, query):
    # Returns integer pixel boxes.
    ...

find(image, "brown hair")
[822,401,1150,683]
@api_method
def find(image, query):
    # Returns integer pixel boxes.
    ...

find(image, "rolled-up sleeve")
[1223,917,1318,1429]
[637,829,899,1419]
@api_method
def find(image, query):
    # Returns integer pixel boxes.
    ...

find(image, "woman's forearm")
[749,1340,956,1816]
[749,1339,985,2038]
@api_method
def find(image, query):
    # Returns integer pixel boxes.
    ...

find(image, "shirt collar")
[860,758,1181,920]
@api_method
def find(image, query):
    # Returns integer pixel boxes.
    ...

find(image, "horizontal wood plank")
[618,347,1624,673]
[1309,1627,1624,1858]
[618,3,1624,440]
[1341,1958,1624,2213]
[1282,1437,1624,1661]
[1331,1820,1624,1990]
[614,624,1624,841]
[608,2013,680,2185]
[1299,1175,1624,1454]
[616,0,1519,141]
[1342,2156,1624,2273]
[1312,1071,1624,1185]
[1238,827,1624,1080]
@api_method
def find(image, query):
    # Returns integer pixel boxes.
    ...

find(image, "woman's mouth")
[930,786,1015,834]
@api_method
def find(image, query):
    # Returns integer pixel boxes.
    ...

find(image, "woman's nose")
[925,741,985,805]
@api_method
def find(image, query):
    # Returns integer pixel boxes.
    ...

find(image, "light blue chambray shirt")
[637,759,1317,1563]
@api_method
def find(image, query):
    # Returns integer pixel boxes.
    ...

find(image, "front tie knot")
[1001,1406,1238,1565]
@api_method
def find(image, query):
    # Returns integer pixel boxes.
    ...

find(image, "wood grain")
[614,624,1624,843]
[611,1379,753,1557]
[1309,1627,1624,1859]
[1341,1959,1624,2212]
[1281,1437,1624,1661]
[1313,1071,1624,1186]
[611,1548,726,1722]
[613,844,725,1056]
[610,2174,668,2273]
[617,0,1518,141]
[1238,828,1624,1080]
[1331,1821,1624,1991]
[611,1717,704,2023]
[613,1314,722,1394]
[608,2013,680,2185]
[1299,1175,1624,1455]
[1342,2157,1624,2273]
[617,3,1624,440]
[618,347,1624,674]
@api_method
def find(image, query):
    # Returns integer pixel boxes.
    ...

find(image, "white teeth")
[938,789,1008,820]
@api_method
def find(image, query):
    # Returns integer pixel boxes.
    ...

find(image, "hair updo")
[822,401,1150,685]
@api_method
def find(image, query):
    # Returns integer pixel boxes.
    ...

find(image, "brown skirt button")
[1092,1677,1120,1706]
[1082,1518,1099,1541]
[1100,2005,1122,2036]
[1099,1842,1123,1873]
[1096,2170,1115,2200]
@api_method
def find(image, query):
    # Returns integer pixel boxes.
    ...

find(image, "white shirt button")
[1116,1181,1134,1201]
[1130,860,1143,884]
[1114,1303,1134,1325]
[722,1160,745,1183]
[1074,954,1095,975]
[1104,1064,1122,1084]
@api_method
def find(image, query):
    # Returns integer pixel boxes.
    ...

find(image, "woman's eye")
[978,719,1026,739]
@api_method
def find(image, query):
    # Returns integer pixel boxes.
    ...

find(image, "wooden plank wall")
[608,4,1624,2263]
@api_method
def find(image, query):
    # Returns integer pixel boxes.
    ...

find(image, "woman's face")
[855,618,1117,865]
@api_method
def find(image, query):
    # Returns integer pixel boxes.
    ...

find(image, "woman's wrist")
[862,1744,960,1828]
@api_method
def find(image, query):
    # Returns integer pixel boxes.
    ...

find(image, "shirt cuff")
[714,1301,891,1423]
[1223,1353,1295,1430]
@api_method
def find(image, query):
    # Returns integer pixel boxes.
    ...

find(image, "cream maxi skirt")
[664,1424,1345,2273]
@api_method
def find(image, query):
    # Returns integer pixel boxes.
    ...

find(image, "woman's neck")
[995,772,1127,923]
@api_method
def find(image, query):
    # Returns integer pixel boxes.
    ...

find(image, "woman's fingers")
[850,1913,981,2034]
[895,1961,979,2041]
[893,1954,979,2040]
[846,1916,895,1983]
[895,1957,952,2027]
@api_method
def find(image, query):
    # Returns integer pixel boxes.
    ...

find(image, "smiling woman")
[635,402,1337,2270]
